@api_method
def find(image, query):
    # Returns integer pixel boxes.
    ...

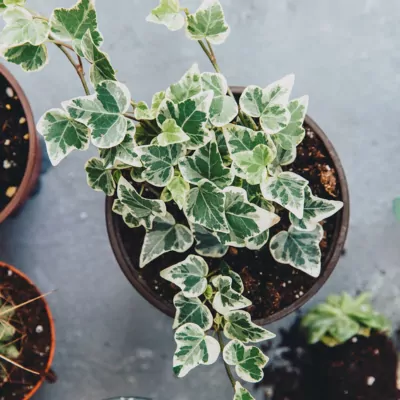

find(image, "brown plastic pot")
[106,87,350,326]
[0,64,42,225]
[0,262,56,399]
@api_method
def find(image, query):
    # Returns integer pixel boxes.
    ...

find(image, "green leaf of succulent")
[234,382,255,400]
[393,197,400,221]
[135,91,166,121]
[261,171,308,218]
[185,180,229,233]
[211,275,251,315]
[186,0,230,45]
[117,176,166,229]
[3,42,48,72]
[173,292,213,330]
[146,0,185,32]
[201,72,238,126]
[173,323,220,378]
[140,213,193,268]
[164,175,190,210]
[191,223,228,258]
[220,261,244,294]
[224,310,276,343]
[160,255,208,298]
[63,80,131,148]
[223,340,268,383]
[137,143,184,187]
[85,157,115,196]
[157,119,190,146]
[37,108,90,166]
[0,7,50,46]
[270,224,324,278]
[179,141,233,189]
[166,64,202,103]
[289,186,343,231]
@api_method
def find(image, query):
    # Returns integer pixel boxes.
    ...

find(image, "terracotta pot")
[106,87,350,326]
[0,64,42,225]
[0,262,56,400]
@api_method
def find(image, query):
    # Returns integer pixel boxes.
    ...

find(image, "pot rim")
[0,261,56,400]
[106,87,350,326]
[0,64,41,225]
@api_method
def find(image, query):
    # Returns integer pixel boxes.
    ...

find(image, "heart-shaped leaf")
[166,64,202,104]
[157,119,190,146]
[4,42,48,72]
[191,223,228,258]
[135,91,166,121]
[85,157,115,196]
[234,382,255,400]
[219,261,243,294]
[268,137,297,176]
[163,175,190,210]
[146,0,185,32]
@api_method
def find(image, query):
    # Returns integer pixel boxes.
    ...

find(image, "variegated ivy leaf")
[191,223,228,258]
[173,323,220,378]
[157,119,189,146]
[270,224,324,278]
[117,176,166,229]
[160,255,208,298]
[289,186,343,231]
[130,167,146,183]
[268,138,297,176]
[135,91,166,121]
[185,180,229,233]
[37,108,90,166]
[274,96,308,150]
[211,275,251,315]
[140,213,193,268]
[157,91,213,149]
[173,292,213,330]
[261,171,308,218]
[186,0,230,45]
[166,64,201,103]
[179,141,233,189]
[85,157,115,196]
[240,180,275,213]
[234,382,255,400]
[134,123,158,146]
[3,43,48,72]
[0,6,50,46]
[164,175,190,210]
[137,143,184,187]
[240,75,295,134]
[201,72,238,127]
[63,80,131,149]
[223,340,268,383]
[112,198,124,215]
[224,310,276,343]
[220,261,243,294]
[245,230,269,251]
[146,0,185,32]
[50,0,103,55]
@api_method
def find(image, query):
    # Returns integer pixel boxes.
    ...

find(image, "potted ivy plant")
[0,0,349,398]
[0,261,56,399]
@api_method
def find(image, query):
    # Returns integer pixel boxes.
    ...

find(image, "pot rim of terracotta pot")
[0,261,56,400]
[105,86,350,326]
[0,64,41,225]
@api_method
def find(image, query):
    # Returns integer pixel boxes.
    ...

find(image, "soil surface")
[257,322,400,400]
[111,122,344,321]
[0,265,53,399]
[0,73,30,212]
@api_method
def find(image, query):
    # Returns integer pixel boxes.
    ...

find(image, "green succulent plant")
[301,293,391,347]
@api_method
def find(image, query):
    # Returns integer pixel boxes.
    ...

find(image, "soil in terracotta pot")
[0,266,52,399]
[112,122,343,320]
[256,321,400,400]
[0,73,30,212]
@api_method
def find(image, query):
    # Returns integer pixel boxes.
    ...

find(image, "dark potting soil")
[0,266,53,399]
[257,322,400,400]
[112,123,343,320]
[0,73,30,212]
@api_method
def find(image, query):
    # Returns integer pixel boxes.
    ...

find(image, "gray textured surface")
[1,0,400,399]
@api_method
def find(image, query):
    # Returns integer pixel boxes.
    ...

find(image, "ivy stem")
[217,330,236,390]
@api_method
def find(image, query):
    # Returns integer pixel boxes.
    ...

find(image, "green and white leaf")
[166,64,201,103]
[160,255,209,298]
[63,80,131,148]
[134,123,158,146]
[186,0,230,45]
[135,91,166,121]
[268,138,297,176]
[85,157,115,196]
[157,119,189,146]
[112,199,124,215]
[173,323,220,378]
[201,72,238,126]
[3,0,26,6]
[130,167,146,183]
[3,42,48,72]
[140,213,193,268]
[211,275,251,315]
[37,108,90,166]
[223,124,269,155]
[191,223,228,258]
[261,171,308,218]
[245,229,270,251]
[146,0,185,31]
[164,175,190,209]
[234,382,255,400]
[224,310,276,343]
[269,224,324,278]
[290,186,343,231]
[173,292,213,330]
[117,176,167,229]
[220,261,244,294]
[223,340,268,383]
[179,141,233,189]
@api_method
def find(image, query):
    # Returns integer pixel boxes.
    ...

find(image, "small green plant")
[301,293,391,347]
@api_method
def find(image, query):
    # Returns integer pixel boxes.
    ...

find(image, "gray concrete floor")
[1,0,400,399]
